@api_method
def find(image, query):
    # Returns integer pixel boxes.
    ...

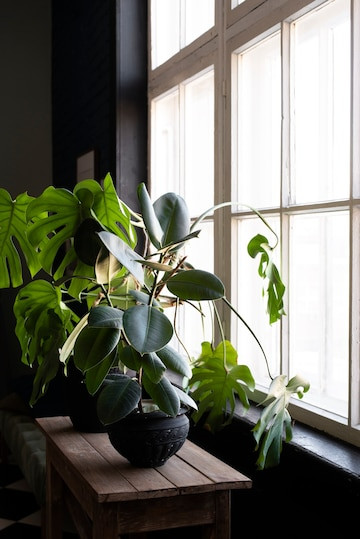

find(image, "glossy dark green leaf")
[84,347,117,395]
[88,305,124,329]
[137,182,163,249]
[96,375,141,425]
[153,191,190,248]
[123,304,173,354]
[156,345,192,378]
[141,353,166,383]
[142,373,180,417]
[167,269,225,301]
[118,345,142,371]
[73,325,120,372]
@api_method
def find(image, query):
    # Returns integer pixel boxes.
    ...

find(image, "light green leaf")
[188,340,255,432]
[252,374,310,470]
[0,189,40,288]
[97,231,145,285]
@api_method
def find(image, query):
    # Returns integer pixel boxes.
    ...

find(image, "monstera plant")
[0,173,309,469]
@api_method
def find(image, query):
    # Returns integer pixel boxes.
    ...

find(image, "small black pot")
[64,363,106,433]
[107,407,190,467]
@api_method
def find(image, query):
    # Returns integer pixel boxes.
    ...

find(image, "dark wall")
[52,0,147,205]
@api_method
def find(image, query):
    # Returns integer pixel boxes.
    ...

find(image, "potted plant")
[0,173,309,468]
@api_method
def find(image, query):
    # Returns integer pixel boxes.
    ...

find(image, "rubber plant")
[0,173,309,469]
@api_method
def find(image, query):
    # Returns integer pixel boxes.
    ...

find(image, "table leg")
[92,504,118,538]
[201,490,231,539]
[46,453,63,539]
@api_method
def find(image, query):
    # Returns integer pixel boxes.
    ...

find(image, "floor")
[0,455,77,539]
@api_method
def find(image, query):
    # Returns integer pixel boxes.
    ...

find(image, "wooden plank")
[158,453,216,494]
[177,440,252,490]
[116,492,215,534]
[83,432,178,499]
[37,417,141,503]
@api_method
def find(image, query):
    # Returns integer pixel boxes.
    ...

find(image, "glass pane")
[151,89,180,198]
[151,0,214,69]
[184,70,214,215]
[164,221,214,358]
[184,0,214,47]
[289,212,349,417]
[151,69,214,215]
[231,0,245,7]
[292,0,351,203]
[233,216,281,388]
[234,32,281,208]
[151,0,180,68]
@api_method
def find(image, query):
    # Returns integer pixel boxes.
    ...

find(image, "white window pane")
[151,69,214,215]
[231,0,245,7]
[151,0,214,69]
[151,0,180,68]
[165,221,214,358]
[234,32,281,208]
[184,0,214,47]
[292,0,351,203]
[151,89,180,198]
[184,70,214,215]
[233,216,281,388]
[289,212,349,417]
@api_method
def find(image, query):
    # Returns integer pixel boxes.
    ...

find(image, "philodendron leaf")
[90,173,137,248]
[96,375,141,425]
[252,374,310,470]
[247,234,285,324]
[153,191,190,248]
[73,325,121,372]
[123,304,173,354]
[88,305,124,329]
[13,279,78,367]
[29,344,62,406]
[0,190,40,288]
[188,340,255,432]
[142,373,180,417]
[167,269,225,301]
[97,230,145,285]
[137,182,163,249]
[26,186,82,274]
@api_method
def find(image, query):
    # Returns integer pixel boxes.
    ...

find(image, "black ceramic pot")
[64,363,106,433]
[107,407,190,467]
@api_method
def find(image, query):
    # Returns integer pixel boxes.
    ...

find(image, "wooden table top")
[36,416,252,504]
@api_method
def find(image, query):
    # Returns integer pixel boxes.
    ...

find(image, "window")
[148,0,360,448]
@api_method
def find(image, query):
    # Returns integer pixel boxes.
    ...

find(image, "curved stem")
[222,296,273,380]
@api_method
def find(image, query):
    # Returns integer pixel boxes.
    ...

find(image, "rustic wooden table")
[36,416,252,539]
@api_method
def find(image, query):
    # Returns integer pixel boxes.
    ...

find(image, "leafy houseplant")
[0,174,309,469]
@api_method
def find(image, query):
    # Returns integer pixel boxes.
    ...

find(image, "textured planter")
[107,407,190,467]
